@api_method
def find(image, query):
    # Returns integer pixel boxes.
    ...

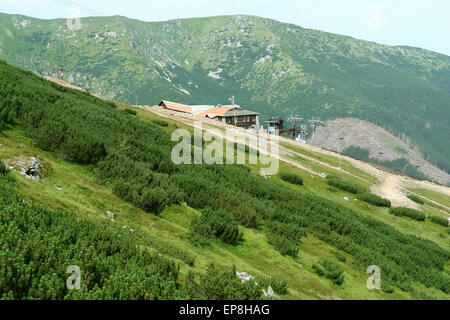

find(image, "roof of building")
[224,108,260,117]
[190,105,222,115]
[159,100,192,113]
[197,106,234,118]
[159,100,260,118]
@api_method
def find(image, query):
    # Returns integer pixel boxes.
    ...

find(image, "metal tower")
[308,117,325,146]
[287,115,308,142]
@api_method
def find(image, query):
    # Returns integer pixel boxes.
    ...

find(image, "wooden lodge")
[159,100,260,130]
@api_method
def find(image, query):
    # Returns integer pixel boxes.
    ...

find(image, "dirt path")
[142,106,450,211]
[371,175,420,209]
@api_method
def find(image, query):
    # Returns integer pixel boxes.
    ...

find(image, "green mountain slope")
[0,12,449,174]
[1,60,449,300]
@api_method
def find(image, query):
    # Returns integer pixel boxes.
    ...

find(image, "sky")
[2,0,450,56]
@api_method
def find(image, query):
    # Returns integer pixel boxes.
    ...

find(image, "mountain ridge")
[4,11,450,55]
[0,12,449,175]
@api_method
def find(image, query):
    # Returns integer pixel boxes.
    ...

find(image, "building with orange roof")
[196,106,234,118]
[159,100,192,113]
[199,105,260,129]
[158,100,260,129]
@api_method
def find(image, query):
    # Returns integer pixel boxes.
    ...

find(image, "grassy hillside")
[0,60,449,300]
[0,13,449,175]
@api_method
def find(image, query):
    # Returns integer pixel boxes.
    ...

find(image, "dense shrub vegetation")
[358,192,391,207]
[267,233,299,257]
[183,264,262,300]
[151,119,169,127]
[280,172,303,185]
[256,276,288,295]
[326,176,391,207]
[123,108,137,115]
[267,221,307,243]
[407,194,425,205]
[429,216,449,227]
[0,159,9,176]
[312,260,344,285]
[326,175,365,194]
[112,175,181,215]
[1,61,449,295]
[389,207,426,221]
[0,175,268,299]
[147,237,196,267]
[0,176,181,299]
[189,208,242,245]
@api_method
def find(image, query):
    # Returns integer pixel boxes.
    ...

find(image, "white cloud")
[367,5,383,30]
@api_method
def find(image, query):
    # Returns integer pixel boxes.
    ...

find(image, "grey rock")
[236,271,254,283]
[106,211,115,219]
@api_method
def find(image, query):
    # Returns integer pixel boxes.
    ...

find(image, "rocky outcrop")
[8,156,44,181]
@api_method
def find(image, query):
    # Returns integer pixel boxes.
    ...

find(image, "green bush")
[257,276,288,294]
[61,137,107,165]
[280,172,303,185]
[183,264,261,300]
[139,187,169,214]
[327,186,339,193]
[112,173,181,215]
[123,108,137,115]
[429,215,449,227]
[232,206,259,228]
[112,180,134,202]
[326,176,365,194]
[408,194,425,204]
[389,207,426,221]
[358,192,391,207]
[312,260,344,285]
[327,176,390,207]
[268,221,307,242]
[106,100,117,108]
[335,252,347,263]
[382,284,395,294]
[151,119,169,127]
[267,233,299,257]
[0,160,9,176]
[190,208,242,245]
[147,237,196,266]
[407,194,424,204]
